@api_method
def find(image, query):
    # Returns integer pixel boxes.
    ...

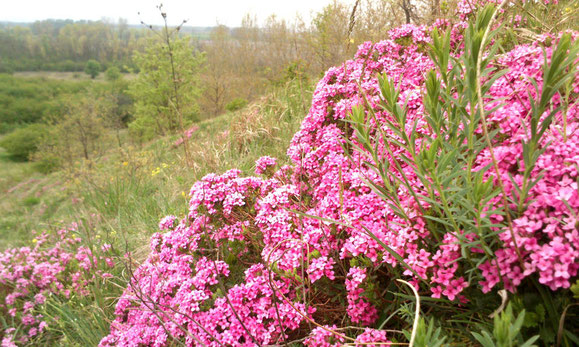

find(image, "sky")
[2,0,355,27]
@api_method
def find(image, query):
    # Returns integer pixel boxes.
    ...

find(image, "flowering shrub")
[0,224,115,346]
[102,2,578,346]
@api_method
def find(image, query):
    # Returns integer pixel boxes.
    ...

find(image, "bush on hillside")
[105,66,122,82]
[0,124,48,161]
[225,98,248,112]
[0,75,92,133]
[99,3,579,346]
[85,60,101,79]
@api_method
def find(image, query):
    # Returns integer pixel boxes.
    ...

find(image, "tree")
[307,1,352,70]
[202,25,233,116]
[84,59,101,79]
[35,89,115,168]
[128,18,204,139]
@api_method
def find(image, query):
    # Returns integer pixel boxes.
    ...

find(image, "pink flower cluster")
[254,155,277,175]
[101,210,307,346]
[303,325,344,347]
[354,328,391,346]
[346,267,378,325]
[0,224,115,346]
[158,215,177,231]
[430,233,468,302]
[474,40,579,293]
[103,2,578,345]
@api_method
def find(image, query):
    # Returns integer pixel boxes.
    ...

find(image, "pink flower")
[158,215,177,231]
[255,156,277,175]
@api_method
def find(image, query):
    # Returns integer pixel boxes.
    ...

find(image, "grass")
[0,145,53,248]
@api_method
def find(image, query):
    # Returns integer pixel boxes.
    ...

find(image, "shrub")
[33,154,60,174]
[129,35,204,137]
[225,98,248,112]
[127,115,157,142]
[22,197,40,207]
[84,60,101,79]
[0,65,14,74]
[0,124,48,161]
[104,66,121,82]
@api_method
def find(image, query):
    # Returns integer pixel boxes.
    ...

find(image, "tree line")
[0,19,154,73]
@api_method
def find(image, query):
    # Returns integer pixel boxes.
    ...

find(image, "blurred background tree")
[84,59,101,79]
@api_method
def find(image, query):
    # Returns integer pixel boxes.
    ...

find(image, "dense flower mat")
[100,10,578,347]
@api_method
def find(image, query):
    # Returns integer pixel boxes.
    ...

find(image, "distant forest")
[0,19,213,72]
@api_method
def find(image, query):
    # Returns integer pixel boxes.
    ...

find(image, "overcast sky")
[2,0,356,27]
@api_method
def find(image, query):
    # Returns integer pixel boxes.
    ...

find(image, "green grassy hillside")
[0,78,312,251]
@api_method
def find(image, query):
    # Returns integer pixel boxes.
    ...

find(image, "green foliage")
[225,98,248,112]
[84,59,101,79]
[472,304,539,347]
[283,60,308,82]
[35,89,117,166]
[22,196,41,206]
[127,113,157,142]
[34,155,61,174]
[0,76,311,251]
[0,63,14,74]
[0,124,48,161]
[40,297,112,346]
[104,66,121,81]
[0,74,90,133]
[404,317,447,347]
[572,280,579,299]
[129,36,205,138]
[310,1,351,67]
